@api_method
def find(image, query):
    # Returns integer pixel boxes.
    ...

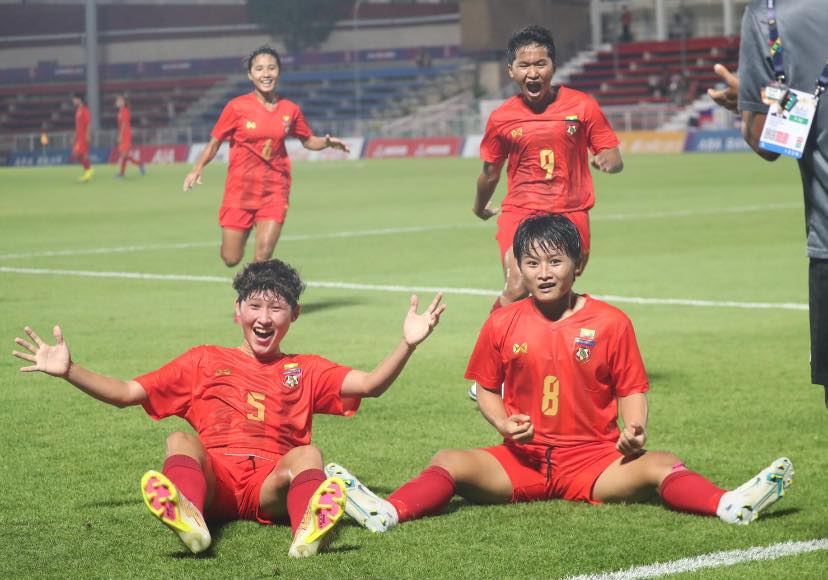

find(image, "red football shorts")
[218,199,289,232]
[72,142,89,159]
[483,441,621,504]
[204,447,282,524]
[495,209,590,260]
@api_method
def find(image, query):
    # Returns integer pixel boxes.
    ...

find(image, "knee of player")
[221,253,242,268]
[165,431,201,453]
[428,449,466,477]
[648,450,684,481]
[292,445,323,466]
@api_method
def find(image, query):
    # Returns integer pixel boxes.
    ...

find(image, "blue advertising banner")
[8,147,110,167]
[683,130,751,153]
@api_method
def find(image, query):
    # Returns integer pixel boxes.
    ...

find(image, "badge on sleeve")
[759,87,818,159]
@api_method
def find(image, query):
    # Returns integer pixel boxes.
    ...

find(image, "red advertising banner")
[364,137,462,159]
[108,144,189,164]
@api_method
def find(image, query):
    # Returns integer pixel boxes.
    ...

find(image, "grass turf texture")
[0,155,825,579]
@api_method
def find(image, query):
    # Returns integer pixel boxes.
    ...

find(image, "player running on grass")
[183,46,350,268]
[71,93,94,182]
[475,26,623,312]
[12,259,445,557]
[325,214,794,532]
[115,95,146,178]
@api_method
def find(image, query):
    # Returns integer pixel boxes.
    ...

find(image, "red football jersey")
[465,296,648,449]
[74,105,90,146]
[211,93,313,209]
[480,87,619,213]
[135,346,358,455]
[117,106,132,145]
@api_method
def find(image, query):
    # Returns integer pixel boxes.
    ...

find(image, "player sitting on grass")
[324,214,793,532]
[12,259,445,557]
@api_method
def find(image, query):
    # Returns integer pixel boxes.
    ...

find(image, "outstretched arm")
[340,293,446,398]
[473,161,503,221]
[476,385,534,443]
[13,325,147,408]
[616,392,648,456]
[183,137,222,191]
[300,134,350,152]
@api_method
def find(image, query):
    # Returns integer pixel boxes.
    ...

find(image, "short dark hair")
[513,213,581,263]
[506,25,556,64]
[72,92,86,103]
[246,45,282,71]
[232,259,305,308]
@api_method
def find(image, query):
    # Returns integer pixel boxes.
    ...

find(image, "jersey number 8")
[541,376,560,416]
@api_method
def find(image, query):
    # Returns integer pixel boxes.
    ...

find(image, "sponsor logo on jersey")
[513,342,528,354]
[246,121,256,130]
[281,362,302,388]
[510,127,523,139]
[214,368,232,376]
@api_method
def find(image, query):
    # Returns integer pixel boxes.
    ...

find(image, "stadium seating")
[567,37,740,107]
[0,76,224,133]
[200,64,466,130]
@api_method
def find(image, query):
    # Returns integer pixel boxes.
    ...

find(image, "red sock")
[287,469,326,535]
[119,157,127,175]
[490,297,503,314]
[658,463,725,516]
[387,466,455,523]
[81,158,91,171]
[162,455,207,513]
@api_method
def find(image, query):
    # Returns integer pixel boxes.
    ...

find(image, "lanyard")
[766,0,828,98]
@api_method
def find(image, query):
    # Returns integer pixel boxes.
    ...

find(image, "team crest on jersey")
[510,127,523,139]
[214,368,232,376]
[513,342,528,354]
[246,120,256,130]
[281,362,302,388]
[575,346,591,363]
[565,115,579,136]
[282,115,292,133]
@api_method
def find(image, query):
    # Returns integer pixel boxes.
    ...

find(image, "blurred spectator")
[415,47,432,69]
[668,11,691,40]
[620,6,633,43]
[39,123,49,153]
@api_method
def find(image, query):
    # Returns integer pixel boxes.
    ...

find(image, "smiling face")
[508,43,556,109]
[518,242,577,308]
[236,291,299,361]
[248,53,280,96]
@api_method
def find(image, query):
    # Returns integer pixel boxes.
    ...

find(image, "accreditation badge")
[758,87,818,159]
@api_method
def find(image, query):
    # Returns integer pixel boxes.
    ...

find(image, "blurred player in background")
[71,93,93,182]
[326,214,794,533]
[475,26,623,312]
[115,95,145,178]
[12,259,445,557]
[183,46,350,268]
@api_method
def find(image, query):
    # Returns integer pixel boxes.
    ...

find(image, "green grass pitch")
[0,154,825,579]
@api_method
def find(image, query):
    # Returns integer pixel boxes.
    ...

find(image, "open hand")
[13,325,71,377]
[403,293,446,347]
[707,63,739,113]
[325,134,350,153]
[616,422,647,456]
[182,170,203,191]
[499,414,534,443]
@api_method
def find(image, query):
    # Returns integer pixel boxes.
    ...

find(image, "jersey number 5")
[539,149,555,179]
[541,376,560,416]
[247,391,266,421]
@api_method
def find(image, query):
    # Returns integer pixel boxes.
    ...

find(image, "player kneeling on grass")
[12,259,445,557]
[325,214,793,532]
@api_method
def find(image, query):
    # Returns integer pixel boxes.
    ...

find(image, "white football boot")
[288,476,347,558]
[717,457,794,525]
[324,463,398,532]
[141,470,211,554]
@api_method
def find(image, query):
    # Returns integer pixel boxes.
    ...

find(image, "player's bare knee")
[291,444,323,467]
[429,449,468,479]
[165,431,200,455]
[221,252,242,267]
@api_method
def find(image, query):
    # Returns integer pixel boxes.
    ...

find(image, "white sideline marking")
[563,538,828,580]
[0,267,808,311]
[0,202,800,261]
